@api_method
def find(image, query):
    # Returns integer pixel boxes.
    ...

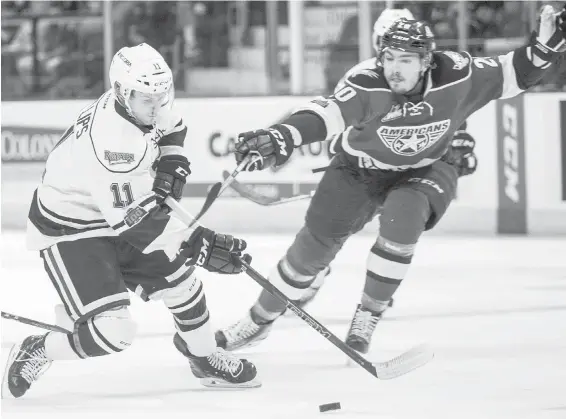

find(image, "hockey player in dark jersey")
[287,8,477,314]
[216,5,566,354]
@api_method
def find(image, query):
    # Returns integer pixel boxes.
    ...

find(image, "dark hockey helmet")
[380,18,436,67]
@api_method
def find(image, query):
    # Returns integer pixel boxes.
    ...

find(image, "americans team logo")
[377,120,451,156]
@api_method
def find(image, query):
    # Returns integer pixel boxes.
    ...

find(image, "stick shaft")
[1,311,71,334]
[164,197,379,378]
[218,158,249,194]
[264,191,314,205]
[188,158,250,226]
[238,260,380,377]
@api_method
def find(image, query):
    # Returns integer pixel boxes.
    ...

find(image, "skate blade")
[200,377,262,389]
[1,342,23,399]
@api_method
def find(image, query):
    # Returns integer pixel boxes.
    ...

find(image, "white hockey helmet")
[109,43,174,124]
[372,8,415,54]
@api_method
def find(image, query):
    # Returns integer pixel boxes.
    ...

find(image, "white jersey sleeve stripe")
[291,99,346,141]
[159,145,186,157]
[498,51,523,99]
[30,190,111,237]
[37,194,108,227]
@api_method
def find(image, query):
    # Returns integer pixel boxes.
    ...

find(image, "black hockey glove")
[530,4,566,62]
[180,226,252,275]
[235,124,294,171]
[442,130,477,177]
[152,155,191,201]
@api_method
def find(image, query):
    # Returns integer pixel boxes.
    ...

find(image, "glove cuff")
[531,25,566,64]
[268,124,295,166]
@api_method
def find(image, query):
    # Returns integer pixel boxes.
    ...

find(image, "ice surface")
[1,231,565,419]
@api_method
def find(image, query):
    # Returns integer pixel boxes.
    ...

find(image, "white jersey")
[27,90,192,259]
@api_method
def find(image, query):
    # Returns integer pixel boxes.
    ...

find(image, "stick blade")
[190,181,222,224]
[372,344,434,380]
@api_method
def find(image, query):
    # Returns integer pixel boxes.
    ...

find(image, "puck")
[319,402,341,412]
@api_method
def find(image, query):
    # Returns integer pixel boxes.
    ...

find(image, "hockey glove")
[235,124,294,171]
[442,130,477,177]
[152,155,191,201]
[180,226,252,275]
[530,4,566,63]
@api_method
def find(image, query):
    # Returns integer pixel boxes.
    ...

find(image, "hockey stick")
[1,311,70,334]
[187,158,250,227]
[164,196,434,380]
[311,165,329,174]
[222,171,315,206]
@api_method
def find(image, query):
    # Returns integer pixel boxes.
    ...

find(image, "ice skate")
[215,310,274,351]
[345,304,383,354]
[173,333,261,388]
[2,334,52,399]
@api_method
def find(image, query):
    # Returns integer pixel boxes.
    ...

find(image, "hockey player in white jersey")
[2,44,260,399]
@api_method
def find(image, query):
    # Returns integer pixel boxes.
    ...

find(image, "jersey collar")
[422,70,433,97]
[114,100,153,134]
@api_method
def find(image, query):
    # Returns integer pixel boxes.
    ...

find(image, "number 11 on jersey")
[111,183,134,208]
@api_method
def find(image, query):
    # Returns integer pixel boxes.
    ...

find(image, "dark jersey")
[291,50,529,171]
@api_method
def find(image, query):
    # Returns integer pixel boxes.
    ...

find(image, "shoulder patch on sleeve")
[346,67,388,90]
[431,51,472,87]
[335,58,379,93]
[442,51,470,70]
[158,126,187,147]
[157,113,187,147]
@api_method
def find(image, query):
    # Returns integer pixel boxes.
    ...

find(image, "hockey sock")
[252,257,318,322]
[44,332,81,360]
[163,276,215,357]
[361,238,413,313]
[176,321,216,357]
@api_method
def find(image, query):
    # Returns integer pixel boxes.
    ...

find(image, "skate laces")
[350,307,380,340]
[208,349,242,376]
[224,317,261,343]
[18,347,51,385]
